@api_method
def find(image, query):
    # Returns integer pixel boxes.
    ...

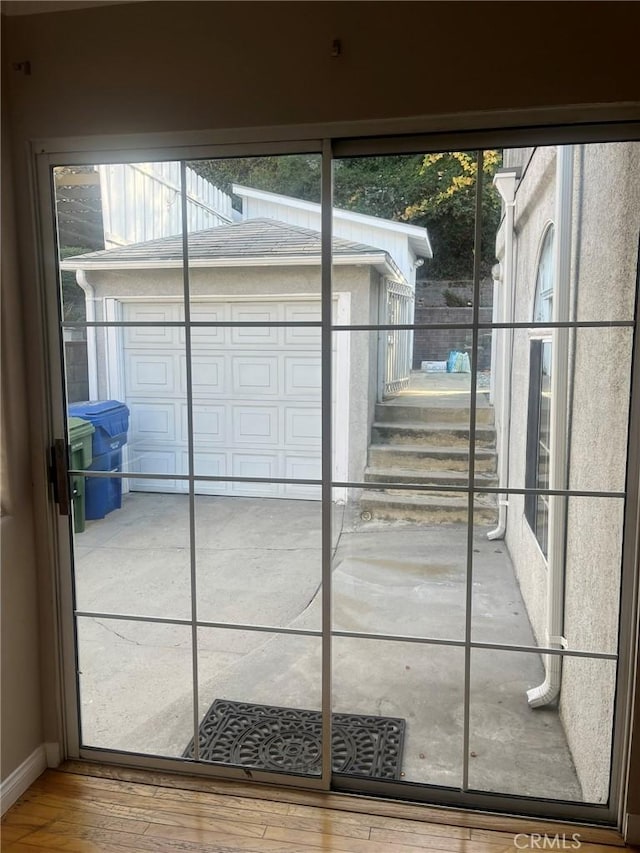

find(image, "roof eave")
[59,252,403,277]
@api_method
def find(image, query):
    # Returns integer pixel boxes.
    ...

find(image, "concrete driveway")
[73,492,583,802]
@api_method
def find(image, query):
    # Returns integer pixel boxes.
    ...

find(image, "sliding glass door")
[45,135,640,821]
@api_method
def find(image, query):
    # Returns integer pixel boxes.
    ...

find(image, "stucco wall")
[499,143,639,803]
[502,146,556,649]
[83,263,380,490]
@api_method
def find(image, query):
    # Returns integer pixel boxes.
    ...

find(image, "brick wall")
[415,278,493,309]
[412,307,493,369]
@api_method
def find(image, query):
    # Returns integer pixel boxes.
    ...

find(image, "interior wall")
[2,0,639,825]
[0,70,44,781]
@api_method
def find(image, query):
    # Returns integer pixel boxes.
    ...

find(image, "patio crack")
[92,618,184,648]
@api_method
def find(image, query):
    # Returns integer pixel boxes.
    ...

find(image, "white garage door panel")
[232,357,279,395]
[129,449,179,492]
[184,355,226,396]
[129,402,177,442]
[232,406,279,445]
[285,408,321,446]
[181,305,227,346]
[188,452,227,492]
[126,353,177,396]
[285,358,321,396]
[184,404,226,444]
[122,299,339,500]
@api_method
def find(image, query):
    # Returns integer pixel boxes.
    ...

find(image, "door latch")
[50,439,70,516]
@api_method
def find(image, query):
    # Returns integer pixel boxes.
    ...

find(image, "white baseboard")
[625,812,640,845]
[0,745,47,816]
[45,742,61,768]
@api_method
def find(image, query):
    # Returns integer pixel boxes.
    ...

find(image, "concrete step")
[370,421,496,448]
[359,490,498,525]
[367,444,497,473]
[375,403,494,426]
[364,467,498,489]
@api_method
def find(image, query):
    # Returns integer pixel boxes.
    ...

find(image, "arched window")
[526,226,555,557]
[533,225,555,324]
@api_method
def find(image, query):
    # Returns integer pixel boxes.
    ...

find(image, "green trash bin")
[68,416,95,534]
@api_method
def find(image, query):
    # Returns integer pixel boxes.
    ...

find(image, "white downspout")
[487,169,519,541]
[527,145,573,708]
[76,269,98,401]
[489,263,501,407]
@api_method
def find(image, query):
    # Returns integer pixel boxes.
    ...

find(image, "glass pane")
[487,327,632,495]
[64,325,190,481]
[183,155,324,489]
[501,143,638,325]
[195,490,322,630]
[185,154,322,305]
[472,494,624,656]
[332,151,498,328]
[54,162,187,405]
[333,330,473,491]
[333,490,468,642]
[184,323,321,487]
[197,628,322,777]
[77,617,192,757]
[333,637,464,787]
[73,478,191,620]
[470,649,616,803]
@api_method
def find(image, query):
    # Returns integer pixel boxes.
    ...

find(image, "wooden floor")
[2,766,639,852]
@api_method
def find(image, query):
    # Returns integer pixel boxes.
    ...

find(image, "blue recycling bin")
[68,400,130,520]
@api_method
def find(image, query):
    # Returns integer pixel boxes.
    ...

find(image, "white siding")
[98,162,233,248]
[241,195,416,285]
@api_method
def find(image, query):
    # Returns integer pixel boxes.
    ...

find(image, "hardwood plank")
[5,767,638,853]
[153,785,291,814]
[37,784,372,842]
[3,801,149,837]
[370,826,515,851]
[36,769,158,798]
[57,762,626,846]
[10,820,259,853]
[264,824,438,853]
[288,802,472,839]
[0,824,38,845]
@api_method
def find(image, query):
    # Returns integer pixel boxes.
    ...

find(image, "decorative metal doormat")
[184,699,405,779]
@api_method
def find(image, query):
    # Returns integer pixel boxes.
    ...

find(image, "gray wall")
[498,143,639,803]
[3,0,640,826]
[1,100,43,781]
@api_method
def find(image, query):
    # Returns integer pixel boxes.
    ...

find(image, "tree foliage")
[191,150,502,278]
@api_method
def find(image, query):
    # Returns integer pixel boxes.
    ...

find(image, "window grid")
[62,152,632,807]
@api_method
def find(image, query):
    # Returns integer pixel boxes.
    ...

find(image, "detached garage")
[61,218,409,500]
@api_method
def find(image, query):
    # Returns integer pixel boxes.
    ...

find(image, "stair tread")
[370,444,496,456]
[364,467,497,481]
[373,421,493,431]
[361,491,493,507]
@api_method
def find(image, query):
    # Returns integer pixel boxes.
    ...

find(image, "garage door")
[121,300,334,499]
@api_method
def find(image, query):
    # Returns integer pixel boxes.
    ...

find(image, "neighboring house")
[97,162,234,247]
[492,143,640,803]
[61,210,430,501]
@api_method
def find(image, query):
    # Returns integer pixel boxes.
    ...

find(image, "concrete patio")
[73,492,583,802]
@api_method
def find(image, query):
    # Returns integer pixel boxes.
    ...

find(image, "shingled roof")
[60,218,398,272]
